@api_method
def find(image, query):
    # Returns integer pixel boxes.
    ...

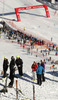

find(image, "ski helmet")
[4,56,7,59]
[16,55,19,58]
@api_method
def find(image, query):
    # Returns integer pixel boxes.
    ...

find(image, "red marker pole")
[33,84,35,100]
[16,80,18,100]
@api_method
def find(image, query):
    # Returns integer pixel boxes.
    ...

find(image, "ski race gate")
[15,5,50,22]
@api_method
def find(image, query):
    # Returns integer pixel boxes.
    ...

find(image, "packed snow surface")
[0,0,58,100]
[0,33,58,100]
[0,0,58,44]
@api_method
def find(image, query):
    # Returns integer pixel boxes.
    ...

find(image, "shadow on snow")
[46,71,58,77]
[15,73,36,84]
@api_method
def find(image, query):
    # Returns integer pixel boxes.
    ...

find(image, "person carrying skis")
[8,56,16,87]
[31,61,38,80]
[36,63,45,85]
[41,60,45,81]
[3,56,9,78]
[16,55,23,76]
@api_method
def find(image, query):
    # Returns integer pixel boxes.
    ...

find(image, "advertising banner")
[15,5,50,22]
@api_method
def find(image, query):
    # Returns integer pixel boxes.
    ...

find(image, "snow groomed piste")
[0,33,58,99]
[0,0,58,100]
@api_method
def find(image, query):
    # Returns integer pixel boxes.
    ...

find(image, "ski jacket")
[36,65,45,75]
[31,64,38,71]
[16,58,23,67]
[41,62,45,69]
[3,59,9,70]
[10,58,15,73]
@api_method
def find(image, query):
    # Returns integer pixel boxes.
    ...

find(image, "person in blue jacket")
[36,63,45,85]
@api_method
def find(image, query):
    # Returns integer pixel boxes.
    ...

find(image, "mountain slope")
[0,0,58,44]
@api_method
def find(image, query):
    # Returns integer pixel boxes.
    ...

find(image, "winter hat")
[16,55,19,58]
[11,56,14,59]
[37,62,40,66]
[4,56,7,59]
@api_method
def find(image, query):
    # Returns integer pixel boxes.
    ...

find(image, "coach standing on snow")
[3,56,9,78]
[8,56,15,87]
[16,55,23,76]
[41,60,45,82]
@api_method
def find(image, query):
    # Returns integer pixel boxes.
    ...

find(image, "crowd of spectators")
[2,28,58,55]
[3,28,45,49]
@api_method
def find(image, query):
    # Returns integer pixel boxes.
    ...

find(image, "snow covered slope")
[0,33,58,100]
[0,0,58,44]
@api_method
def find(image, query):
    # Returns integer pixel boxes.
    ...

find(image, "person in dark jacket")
[41,60,45,81]
[36,63,45,85]
[16,55,23,76]
[8,56,15,87]
[41,60,45,69]
[3,57,9,78]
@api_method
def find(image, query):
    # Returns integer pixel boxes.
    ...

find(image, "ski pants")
[3,69,7,78]
[42,73,45,82]
[32,71,37,80]
[9,75,14,86]
[18,65,23,76]
[37,74,42,85]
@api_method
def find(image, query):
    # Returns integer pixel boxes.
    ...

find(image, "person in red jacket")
[31,61,38,80]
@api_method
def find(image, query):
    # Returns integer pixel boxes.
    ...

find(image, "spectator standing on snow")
[41,60,45,81]
[51,37,53,42]
[16,55,23,76]
[36,63,45,85]
[41,60,45,69]
[3,57,9,78]
[8,56,15,87]
[31,61,38,80]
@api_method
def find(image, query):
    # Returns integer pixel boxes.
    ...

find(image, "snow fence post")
[16,80,18,100]
[33,84,35,100]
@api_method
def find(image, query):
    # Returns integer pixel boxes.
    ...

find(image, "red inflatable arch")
[15,5,50,22]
